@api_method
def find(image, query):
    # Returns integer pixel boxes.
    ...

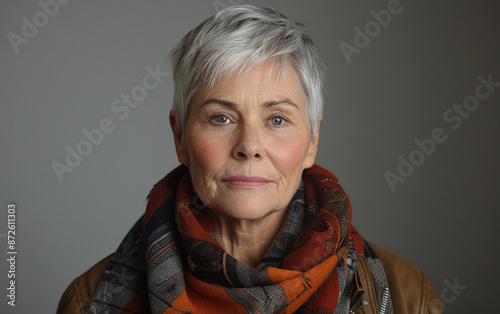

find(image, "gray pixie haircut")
[170,5,325,134]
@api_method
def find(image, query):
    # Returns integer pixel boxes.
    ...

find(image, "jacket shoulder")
[371,244,442,314]
[56,254,113,314]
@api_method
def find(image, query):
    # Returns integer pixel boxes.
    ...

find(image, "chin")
[213,200,280,222]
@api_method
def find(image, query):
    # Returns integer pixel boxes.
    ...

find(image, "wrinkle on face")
[170,59,320,267]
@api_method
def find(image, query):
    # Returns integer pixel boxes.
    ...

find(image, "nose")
[232,122,263,160]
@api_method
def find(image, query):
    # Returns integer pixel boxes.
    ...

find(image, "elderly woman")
[58,5,440,314]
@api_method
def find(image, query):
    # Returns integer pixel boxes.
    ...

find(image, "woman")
[58,5,441,313]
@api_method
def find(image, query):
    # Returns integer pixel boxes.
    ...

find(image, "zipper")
[379,287,389,314]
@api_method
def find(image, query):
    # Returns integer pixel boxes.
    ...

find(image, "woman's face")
[170,60,320,222]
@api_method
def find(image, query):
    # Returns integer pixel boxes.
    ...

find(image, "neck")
[207,209,288,268]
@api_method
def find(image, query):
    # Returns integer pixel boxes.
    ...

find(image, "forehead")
[194,60,307,105]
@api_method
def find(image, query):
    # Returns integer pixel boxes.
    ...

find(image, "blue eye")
[270,116,283,126]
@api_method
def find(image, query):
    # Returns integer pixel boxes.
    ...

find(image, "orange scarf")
[88,165,365,313]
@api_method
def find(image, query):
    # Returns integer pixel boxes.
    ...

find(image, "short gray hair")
[170,5,325,134]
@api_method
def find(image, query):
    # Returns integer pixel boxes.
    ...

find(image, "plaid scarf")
[88,164,386,313]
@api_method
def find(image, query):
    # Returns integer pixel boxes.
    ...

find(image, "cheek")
[185,133,228,186]
[271,134,311,177]
[189,139,216,166]
[186,128,224,164]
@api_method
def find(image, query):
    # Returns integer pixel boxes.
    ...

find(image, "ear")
[169,110,190,167]
[303,117,321,169]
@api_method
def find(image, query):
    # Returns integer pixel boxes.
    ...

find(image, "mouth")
[223,176,271,187]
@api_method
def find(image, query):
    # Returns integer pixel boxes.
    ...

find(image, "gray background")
[1,0,499,312]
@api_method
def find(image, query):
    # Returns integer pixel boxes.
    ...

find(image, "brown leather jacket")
[57,244,441,313]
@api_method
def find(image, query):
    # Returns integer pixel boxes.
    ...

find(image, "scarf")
[88,164,390,313]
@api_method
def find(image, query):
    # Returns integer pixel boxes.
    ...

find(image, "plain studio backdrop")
[1,0,499,312]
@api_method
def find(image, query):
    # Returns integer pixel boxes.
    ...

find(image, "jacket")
[57,244,441,313]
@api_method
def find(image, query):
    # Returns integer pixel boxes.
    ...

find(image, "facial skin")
[170,60,320,266]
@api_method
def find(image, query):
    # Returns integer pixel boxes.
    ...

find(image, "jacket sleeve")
[372,244,442,314]
[56,254,113,314]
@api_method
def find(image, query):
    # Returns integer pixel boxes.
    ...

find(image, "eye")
[211,114,231,125]
[270,116,283,126]
[269,112,291,127]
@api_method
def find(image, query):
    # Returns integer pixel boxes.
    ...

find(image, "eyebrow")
[200,98,299,110]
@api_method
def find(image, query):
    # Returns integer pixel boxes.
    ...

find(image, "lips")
[223,176,271,187]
